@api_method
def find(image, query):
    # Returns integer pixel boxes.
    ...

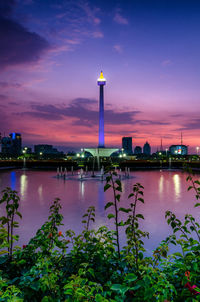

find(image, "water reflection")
[79,181,85,199]
[38,185,44,205]
[98,183,105,215]
[20,173,28,200]
[11,171,16,190]
[159,174,164,196]
[173,174,181,202]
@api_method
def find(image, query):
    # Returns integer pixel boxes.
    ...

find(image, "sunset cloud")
[114,10,128,25]
[113,44,123,54]
[18,98,141,127]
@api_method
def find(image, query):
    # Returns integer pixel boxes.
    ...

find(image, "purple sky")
[1,0,200,152]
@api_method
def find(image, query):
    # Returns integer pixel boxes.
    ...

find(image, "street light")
[22,149,26,169]
[196,146,199,155]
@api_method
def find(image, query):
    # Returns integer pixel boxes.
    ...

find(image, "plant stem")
[110,172,120,260]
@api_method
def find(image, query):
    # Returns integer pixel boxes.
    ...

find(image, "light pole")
[22,148,27,169]
[196,146,199,155]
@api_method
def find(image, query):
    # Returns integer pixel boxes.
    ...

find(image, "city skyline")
[1,0,200,152]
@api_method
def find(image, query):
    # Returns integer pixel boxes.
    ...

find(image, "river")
[0,169,199,255]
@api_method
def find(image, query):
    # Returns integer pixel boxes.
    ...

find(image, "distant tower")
[97,71,106,148]
[160,138,163,151]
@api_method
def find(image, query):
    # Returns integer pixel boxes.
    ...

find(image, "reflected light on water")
[79,181,85,199]
[11,171,16,190]
[20,173,28,200]
[173,174,181,202]
[38,185,43,205]
[159,175,164,196]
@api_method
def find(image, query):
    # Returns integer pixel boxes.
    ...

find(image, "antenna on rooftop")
[160,138,163,151]
[181,132,183,145]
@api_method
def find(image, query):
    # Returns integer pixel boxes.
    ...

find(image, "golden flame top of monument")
[97,71,106,84]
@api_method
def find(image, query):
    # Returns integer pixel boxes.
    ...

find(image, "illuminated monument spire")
[97,71,106,148]
[84,72,118,164]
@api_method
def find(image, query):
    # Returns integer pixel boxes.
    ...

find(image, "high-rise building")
[169,145,188,155]
[97,71,106,148]
[134,146,142,155]
[143,141,151,155]
[1,137,12,155]
[1,133,22,156]
[122,137,132,154]
[9,133,22,156]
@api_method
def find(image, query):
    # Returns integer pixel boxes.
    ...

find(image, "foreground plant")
[104,169,122,259]
[0,187,22,258]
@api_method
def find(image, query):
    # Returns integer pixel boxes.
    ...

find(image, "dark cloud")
[0,0,49,69]
[9,102,19,105]
[178,119,200,130]
[19,111,62,121]
[137,120,170,126]
[106,130,138,135]
[19,98,141,126]
[170,114,183,118]
[0,94,8,100]
[0,82,21,89]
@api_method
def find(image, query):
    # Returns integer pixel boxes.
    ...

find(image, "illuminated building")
[122,137,132,154]
[143,141,151,155]
[169,145,188,155]
[97,71,106,148]
[1,133,22,156]
[9,133,22,156]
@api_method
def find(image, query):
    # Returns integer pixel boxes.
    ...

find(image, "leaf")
[104,184,111,192]
[194,203,200,207]
[105,202,114,210]
[116,194,121,201]
[119,207,131,213]
[173,252,183,258]
[128,193,134,198]
[125,273,137,282]
[138,198,144,203]
[116,186,122,192]
[88,268,95,277]
[138,252,143,260]
[107,214,115,219]
[115,179,121,186]
[136,214,144,219]
[16,211,22,219]
[187,186,193,191]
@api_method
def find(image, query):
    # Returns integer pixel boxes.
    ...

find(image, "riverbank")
[0,159,200,171]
